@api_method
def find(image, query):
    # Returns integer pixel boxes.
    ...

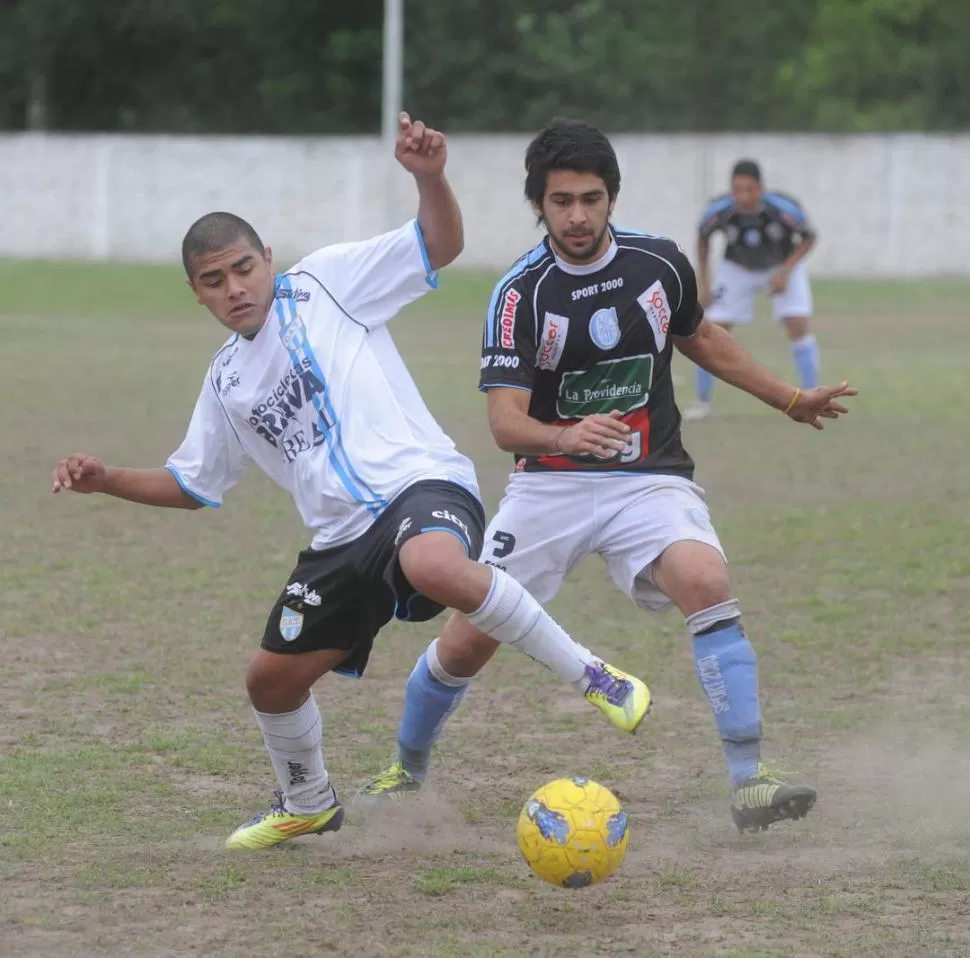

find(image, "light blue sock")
[687,601,762,788]
[396,641,469,782]
[695,365,714,403]
[791,333,819,389]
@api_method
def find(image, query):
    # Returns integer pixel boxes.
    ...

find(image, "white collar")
[552,235,618,275]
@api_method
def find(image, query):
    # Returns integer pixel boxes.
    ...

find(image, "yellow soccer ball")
[516,777,630,888]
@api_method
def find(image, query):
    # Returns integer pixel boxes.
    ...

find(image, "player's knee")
[654,542,732,615]
[681,566,732,613]
[245,653,308,712]
[246,660,281,709]
[784,316,811,339]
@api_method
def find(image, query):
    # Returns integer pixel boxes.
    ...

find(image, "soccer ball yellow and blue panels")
[516,777,630,888]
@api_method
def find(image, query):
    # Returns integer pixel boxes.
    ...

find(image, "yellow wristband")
[554,425,569,451]
[782,388,801,415]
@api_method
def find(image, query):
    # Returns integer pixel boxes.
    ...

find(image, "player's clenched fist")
[394,112,447,176]
[51,453,106,494]
[556,411,631,459]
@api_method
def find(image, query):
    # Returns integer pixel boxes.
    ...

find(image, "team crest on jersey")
[499,289,521,349]
[279,316,307,351]
[537,312,569,370]
[743,227,762,247]
[589,307,620,350]
[638,280,671,352]
[765,221,785,241]
[279,606,304,642]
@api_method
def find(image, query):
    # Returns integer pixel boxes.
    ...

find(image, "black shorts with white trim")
[260,479,485,677]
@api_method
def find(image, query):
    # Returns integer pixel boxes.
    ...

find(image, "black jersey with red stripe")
[479,227,703,478]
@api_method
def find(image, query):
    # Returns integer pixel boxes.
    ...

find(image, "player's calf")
[234,651,352,848]
[652,540,817,827]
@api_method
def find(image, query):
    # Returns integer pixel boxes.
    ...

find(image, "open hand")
[52,453,106,494]
[394,112,447,176]
[785,382,857,430]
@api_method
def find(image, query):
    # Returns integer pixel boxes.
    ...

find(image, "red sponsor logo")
[538,315,563,369]
[500,288,521,349]
[648,287,670,333]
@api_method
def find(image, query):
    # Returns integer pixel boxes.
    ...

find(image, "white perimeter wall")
[1,132,968,277]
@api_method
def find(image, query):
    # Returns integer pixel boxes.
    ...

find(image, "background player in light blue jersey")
[685,159,818,421]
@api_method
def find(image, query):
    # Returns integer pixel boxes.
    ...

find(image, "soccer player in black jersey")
[685,159,819,421]
[363,118,856,832]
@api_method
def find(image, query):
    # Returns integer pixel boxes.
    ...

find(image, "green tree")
[775,0,970,130]
[0,0,382,132]
[1,0,969,133]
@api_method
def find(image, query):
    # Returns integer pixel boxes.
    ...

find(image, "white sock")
[253,696,334,814]
[465,566,595,685]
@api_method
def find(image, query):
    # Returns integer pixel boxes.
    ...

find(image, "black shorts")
[260,480,485,677]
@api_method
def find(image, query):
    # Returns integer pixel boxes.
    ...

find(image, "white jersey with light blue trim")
[165,219,480,550]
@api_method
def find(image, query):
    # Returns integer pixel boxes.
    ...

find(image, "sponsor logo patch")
[537,312,569,371]
[394,516,413,545]
[638,280,672,352]
[276,287,311,302]
[431,509,471,542]
[556,354,654,419]
[285,581,322,607]
[499,288,521,349]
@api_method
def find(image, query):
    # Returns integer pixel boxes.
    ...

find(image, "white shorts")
[479,472,726,612]
[706,259,813,325]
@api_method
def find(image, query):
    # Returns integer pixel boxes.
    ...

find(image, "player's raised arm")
[394,112,463,270]
[51,454,202,509]
[291,113,462,330]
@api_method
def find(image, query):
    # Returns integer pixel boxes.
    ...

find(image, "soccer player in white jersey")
[362,118,856,833]
[50,113,649,850]
[684,159,819,421]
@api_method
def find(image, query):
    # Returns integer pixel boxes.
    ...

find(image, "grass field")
[2,261,970,958]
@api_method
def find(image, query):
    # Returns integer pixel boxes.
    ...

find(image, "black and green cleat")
[730,764,817,833]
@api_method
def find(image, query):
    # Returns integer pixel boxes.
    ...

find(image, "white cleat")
[682,401,711,422]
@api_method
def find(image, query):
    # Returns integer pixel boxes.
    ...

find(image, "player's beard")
[552,221,611,263]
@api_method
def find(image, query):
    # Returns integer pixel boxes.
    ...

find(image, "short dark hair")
[181,212,265,276]
[731,159,762,183]
[524,117,621,207]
